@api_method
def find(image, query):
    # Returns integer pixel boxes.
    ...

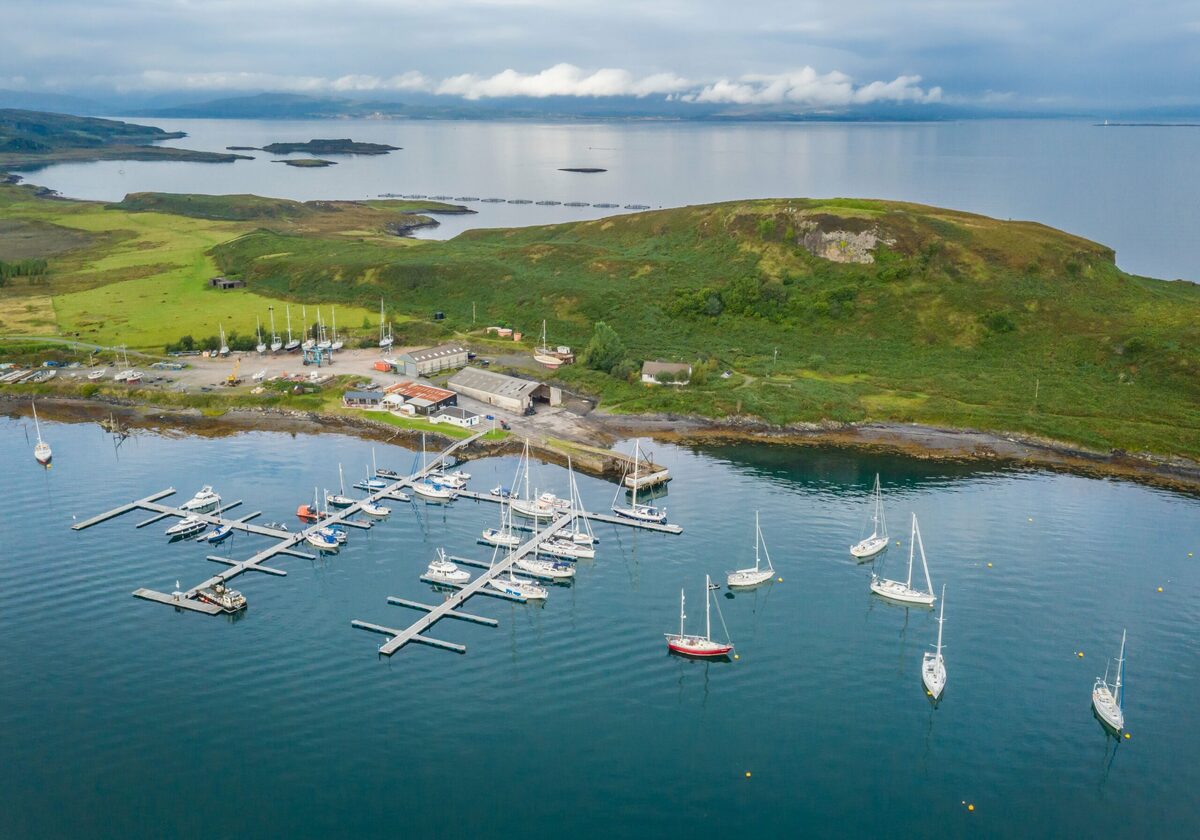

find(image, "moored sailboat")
[850,473,890,560]
[612,439,667,524]
[1092,629,1127,732]
[870,513,936,607]
[31,401,52,466]
[665,575,733,658]
[922,584,948,699]
[727,510,774,587]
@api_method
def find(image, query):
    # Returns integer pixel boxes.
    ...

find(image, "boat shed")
[448,367,559,413]
[432,406,481,428]
[394,343,469,377]
[383,381,458,415]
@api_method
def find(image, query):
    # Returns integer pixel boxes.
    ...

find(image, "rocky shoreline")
[4,392,1199,494]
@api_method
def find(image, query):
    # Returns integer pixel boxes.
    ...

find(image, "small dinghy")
[850,474,890,560]
[200,523,234,544]
[922,585,948,700]
[425,549,471,585]
[1092,629,1127,733]
[870,513,936,607]
[727,511,774,588]
[665,575,733,658]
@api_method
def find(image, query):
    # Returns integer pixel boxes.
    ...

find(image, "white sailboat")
[870,513,936,606]
[1092,629,1127,732]
[113,345,140,383]
[255,316,267,353]
[553,456,597,546]
[86,366,107,381]
[316,307,332,350]
[922,584,948,699]
[665,575,734,658]
[488,543,549,600]
[378,298,394,349]
[534,319,562,368]
[850,473,890,559]
[517,518,577,579]
[268,306,283,353]
[218,323,230,357]
[611,439,667,524]
[481,493,522,548]
[509,438,569,520]
[330,307,344,351]
[727,510,774,587]
[284,305,300,352]
[31,401,52,465]
[326,463,356,508]
[301,305,315,350]
[412,434,456,501]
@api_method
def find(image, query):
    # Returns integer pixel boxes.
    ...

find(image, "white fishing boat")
[31,401,52,466]
[284,305,300,352]
[1092,629,1127,732]
[426,549,471,585]
[378,298,394,349]
[180,485,221,512]
[612,439,667,524]
[665,576,734,658]
[218,323,230,357]
[196,582,247,612]
[922,584,948,699]
[870,513,936,607]
[268,306,283,353]
[851,473,890,559]
[727,511,774,587]
[326,464,356,508]
[166,515,207,538]
[330,307,344,351]
[86,367,107,381]
[255,316,267,353]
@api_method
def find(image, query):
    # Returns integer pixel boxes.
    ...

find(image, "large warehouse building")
[447,367,550,414]
[394,343,469,377]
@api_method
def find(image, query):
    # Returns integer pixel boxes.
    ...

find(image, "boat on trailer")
[850,473,890,560]
[727,510,774,588]
[870,513,936,607]
[665,575,733,658]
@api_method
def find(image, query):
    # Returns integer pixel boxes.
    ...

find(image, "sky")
[1,0,1198,112]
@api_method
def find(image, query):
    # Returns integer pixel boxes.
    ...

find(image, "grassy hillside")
[212,198,1200,458]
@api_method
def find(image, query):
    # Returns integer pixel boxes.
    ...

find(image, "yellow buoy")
[968,804,975,812]
[1158,587,1163,592]
[1077,651,1084,658]
[745,771,752,778]
[926,690,932,696]
[777,577,783,582]
[1124,732,1131,740]
[987,562,993,568]
[733,654,740,660]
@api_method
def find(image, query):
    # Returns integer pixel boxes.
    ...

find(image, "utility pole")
[472,302,476,324]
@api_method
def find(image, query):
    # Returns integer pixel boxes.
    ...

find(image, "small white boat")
[1092,629,1127,732]
[330,307,344,351]
[284,305,300,352]
[255,316,267,354]
[361,501,391,517]
[86,367,108,381]
[316,308,332,350]
[727,510,774,588]
[252,369,266,382]
[488,571,548,600]
[301,306,315,351]
[218,323,230,357]
[851,474,890,560]
[481,526,521,548]
[326,463,356,507]
[517,554,576,579]
[426,550,470,585]
[537,538,594,560]
[125,370,144,383]
[665,576,734,658]
[870,513,936,607]
[166,515,207,538]
[306,530,339,552]
[612,439,667,524]
[197,582,247,612]
[180,485,221,513]
[490,485,513,499]
[922,584,948,700]
[32,401,52,466]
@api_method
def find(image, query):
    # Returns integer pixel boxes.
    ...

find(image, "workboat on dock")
[196,582,247,613]
[165,515,208,538]
[425,549,471,585]
[665,575,734,658]
[180,485,221,513]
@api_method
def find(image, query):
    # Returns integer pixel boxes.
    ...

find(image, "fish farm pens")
[70,429,684,657]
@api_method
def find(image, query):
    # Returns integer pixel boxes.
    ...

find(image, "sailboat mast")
[680,589,686,637]
[754,510,761,571]
[286,306,293,342]
[705,575,712,641]
[339,463,345,496]
[936,584,945,655]
[270,307,277,340]
[1115,629,1126,706]
[906,514,916,588]
[917,519,934,595]
[631,439,640,507]
[524,439,531,501]
[32,401,42,442]
[873,474,880,533]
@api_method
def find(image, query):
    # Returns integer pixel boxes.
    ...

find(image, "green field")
[2,182,1198,460]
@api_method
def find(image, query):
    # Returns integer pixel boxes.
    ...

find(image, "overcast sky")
[2,0,1197,110]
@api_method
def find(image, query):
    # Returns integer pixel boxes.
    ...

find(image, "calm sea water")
[24,118,1200,281]
[1,414,1197,838]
